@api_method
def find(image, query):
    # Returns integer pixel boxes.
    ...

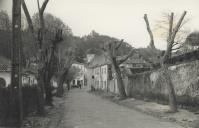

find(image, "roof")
[0,56,11,71]
[22,68,37,75]
[88,54,111,68]
[88,53,150,68]
[72,62,86,66]
[185,32,199,46]
[121,56,147,64]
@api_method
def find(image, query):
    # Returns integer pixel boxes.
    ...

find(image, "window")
[104,81,106,88]
[101,81,103,88]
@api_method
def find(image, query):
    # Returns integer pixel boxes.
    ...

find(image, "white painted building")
[87,54,111,91]
[71,62,87,86]
[0,57,37,87]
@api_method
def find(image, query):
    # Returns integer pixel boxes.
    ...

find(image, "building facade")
[71,62,87,86]
[86,54,151,94]
[0,57,37,87]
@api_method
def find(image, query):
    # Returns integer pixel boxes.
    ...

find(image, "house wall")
[22,74,37,86]
[85,68,93,90]
[0,72,37,87]
[92,65,108,91]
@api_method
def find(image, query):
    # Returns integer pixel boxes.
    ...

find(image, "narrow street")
[55,88,184,128]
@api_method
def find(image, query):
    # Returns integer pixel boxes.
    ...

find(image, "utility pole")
[11,0,23,127]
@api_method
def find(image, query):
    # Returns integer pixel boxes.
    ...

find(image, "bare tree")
[43,29,63,105]
[102,40,135,98]
[22,0,50,114]
[144,11,187,112]
[161,11,187,112]
[144,14,155,49]
[56,48,75,97]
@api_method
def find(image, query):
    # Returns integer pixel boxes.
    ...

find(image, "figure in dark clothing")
[79,83,82,89]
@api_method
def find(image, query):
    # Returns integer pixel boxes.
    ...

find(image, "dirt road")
[51,88,184,128]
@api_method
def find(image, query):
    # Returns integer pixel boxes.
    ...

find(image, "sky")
[1,0,199,50]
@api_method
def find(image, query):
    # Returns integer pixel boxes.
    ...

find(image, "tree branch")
[116,39,123,50]
[22,0,34,33]
[117,49,136,65]
[40,0,49,13]
[144,14,155,49]
[172,45,183,51]
[168,12,174,42]
[37,0,41,13]
[170,11,187,43]
[172,42,179,47]
[163,11,186,62]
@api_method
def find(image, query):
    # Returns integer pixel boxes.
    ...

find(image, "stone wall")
[126,60,199,108]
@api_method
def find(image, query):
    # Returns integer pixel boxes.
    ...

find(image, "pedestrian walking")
[79,83,82,89]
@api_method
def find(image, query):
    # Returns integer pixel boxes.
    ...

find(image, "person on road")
[79,83,82,89]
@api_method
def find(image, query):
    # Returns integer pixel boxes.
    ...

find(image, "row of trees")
[21,0,80,114]
[0,0,79,117]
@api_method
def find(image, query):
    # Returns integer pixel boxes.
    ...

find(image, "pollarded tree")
[102,40,135,98]
[22,0,67,106]
[144,11,187,112]
[22,0,50,113]
[56,47,76,97]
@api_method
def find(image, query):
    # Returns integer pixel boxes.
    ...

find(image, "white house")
[0,64,11,87]
[22,69,37,86]
[87,54,111,91]
[71,62,87,87]
[0,57,37,87]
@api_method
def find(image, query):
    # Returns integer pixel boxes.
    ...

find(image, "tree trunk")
[161,64,177,112]
[57,79,64,97]
[57,69,69,97]
[36,72,45,115]
[112,59,127,98]
[57,76,65,97]
[44,75,53,106]
[67,81,70,91]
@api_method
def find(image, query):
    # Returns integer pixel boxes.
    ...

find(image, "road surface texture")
[57,88,184,128]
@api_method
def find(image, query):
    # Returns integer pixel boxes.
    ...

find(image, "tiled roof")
[0,56,11,71]
[88,53,149,68]
[0,64,11,71]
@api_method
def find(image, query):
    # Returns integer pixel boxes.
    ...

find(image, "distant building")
[87,54,111,91]
[22,69,37,86]
[86,53,151,94]
[71,62,87,87]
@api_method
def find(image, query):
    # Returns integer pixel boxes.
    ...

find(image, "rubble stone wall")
[127,60,199,108]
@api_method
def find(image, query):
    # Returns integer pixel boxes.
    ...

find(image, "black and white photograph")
[0,0,199,127]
